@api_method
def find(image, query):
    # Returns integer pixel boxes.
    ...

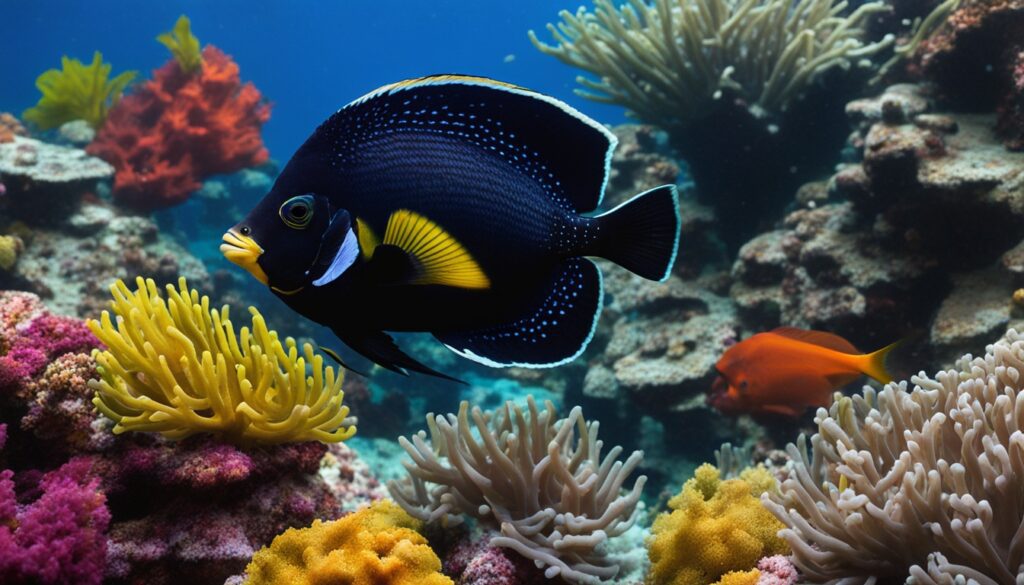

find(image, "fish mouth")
[220,229,270,286]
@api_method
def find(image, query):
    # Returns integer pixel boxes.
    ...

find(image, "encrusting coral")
[87,277,355,445]
[243,499,453,585]
[646,463,787,585]
[387,396,646,585]
[762,328,1024,583]
[22,51,136,130]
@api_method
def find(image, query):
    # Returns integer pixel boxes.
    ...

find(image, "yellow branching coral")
[244,500,453,585]
[23,51,136,130]
[87,277,355,445]
[158,15,203,73]
[646,463,787,585]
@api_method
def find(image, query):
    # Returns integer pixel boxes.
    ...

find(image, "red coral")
[88,45,271,211]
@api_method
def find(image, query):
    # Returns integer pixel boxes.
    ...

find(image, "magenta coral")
[0,461,111,585]
[0,309,98,393]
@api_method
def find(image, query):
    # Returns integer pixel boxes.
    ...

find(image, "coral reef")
[89,277,355,444]
[0,288,382,584]
[244,500,453,585]
[0,453,111,585]
[88,45,270,211]
[732,82,1024,367]
[0,136,113,223]
[911,0,1024,151]
[531,0,894,247]
[763,329,1024,582]
[22,51,136,130]
[3,201,211,317]
[646,464,787,585]
[388,397,646,584]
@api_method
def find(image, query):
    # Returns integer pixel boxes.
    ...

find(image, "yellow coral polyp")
[646,463,787,585]
[87,277,356,445]
[244,500,453,585]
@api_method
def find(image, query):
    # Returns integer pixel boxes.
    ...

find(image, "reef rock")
[730,202,938,346]
[4,202,210,318]
[0,136,113,224]
[930,266,1015,361]
[733,85,1024,366]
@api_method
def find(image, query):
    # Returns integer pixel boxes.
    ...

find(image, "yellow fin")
[382,209,490,290]
[356,217,380,260]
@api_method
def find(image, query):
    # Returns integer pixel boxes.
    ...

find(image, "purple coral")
[0,461,111,585]
[444,537,549,585]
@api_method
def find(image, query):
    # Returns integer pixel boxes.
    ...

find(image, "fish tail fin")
[593,185,680,282]
[861,340,903,384]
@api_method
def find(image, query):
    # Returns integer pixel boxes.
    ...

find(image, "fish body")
[708,327,898,417]
[222,75,681,379]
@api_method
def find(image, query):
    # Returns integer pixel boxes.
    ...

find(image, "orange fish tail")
[860,340,902,384]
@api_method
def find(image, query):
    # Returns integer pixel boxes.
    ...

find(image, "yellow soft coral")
[244,500,453,585]
[646,464,787,585]
[87,277,356,445]
[714,570,761,585]
[157,15,202,73]
[23,51,136,130]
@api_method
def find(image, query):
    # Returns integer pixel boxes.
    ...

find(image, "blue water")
[0,0,627,158]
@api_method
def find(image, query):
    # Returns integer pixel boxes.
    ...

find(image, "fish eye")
[739,380,749,391]
[279,195,315,229]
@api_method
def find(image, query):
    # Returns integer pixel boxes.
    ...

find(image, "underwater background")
[1,0,1024,583]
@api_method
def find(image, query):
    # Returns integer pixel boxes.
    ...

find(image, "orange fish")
[708,327,899,417]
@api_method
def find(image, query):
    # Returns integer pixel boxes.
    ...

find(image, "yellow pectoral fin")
[355,217,380,260]
[381,209,490,290]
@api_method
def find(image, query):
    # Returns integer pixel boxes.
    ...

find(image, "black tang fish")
[221,75,681,380]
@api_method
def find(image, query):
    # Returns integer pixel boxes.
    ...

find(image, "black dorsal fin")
[771,327,861,354]
[312,74,616,214]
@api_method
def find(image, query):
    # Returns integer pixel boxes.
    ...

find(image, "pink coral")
[0,460,111,585]
[0,306,98,394]
[756,555,799,585]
